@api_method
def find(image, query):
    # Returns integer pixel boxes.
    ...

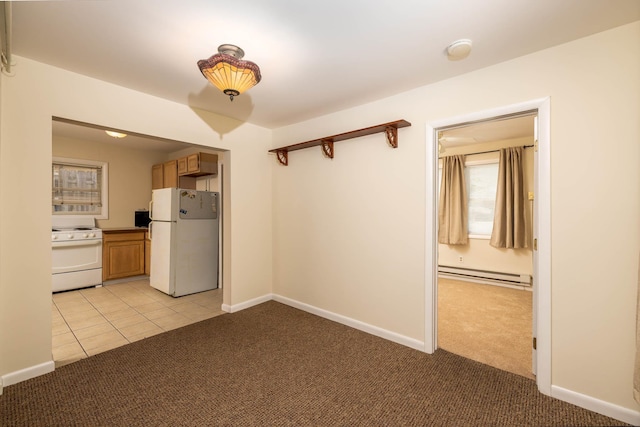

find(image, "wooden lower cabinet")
[102,230,146,281]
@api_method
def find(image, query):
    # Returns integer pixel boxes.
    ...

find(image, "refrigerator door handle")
[149,200,154,220]
[148,221,152,240]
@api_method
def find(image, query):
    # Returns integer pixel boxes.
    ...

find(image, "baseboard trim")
[2,361,55,389]
[222,293,273,313]
[272,294,424,351]
[551,385,640,426]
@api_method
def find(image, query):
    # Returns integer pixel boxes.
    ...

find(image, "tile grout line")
[53,280,223,365]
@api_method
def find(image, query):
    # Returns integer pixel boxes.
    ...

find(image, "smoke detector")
[446,39,472,61]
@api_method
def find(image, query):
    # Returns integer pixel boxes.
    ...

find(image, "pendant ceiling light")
[197,44,261,101]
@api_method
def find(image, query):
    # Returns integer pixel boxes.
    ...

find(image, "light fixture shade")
[197,47,261,101]
[105,130,127,138]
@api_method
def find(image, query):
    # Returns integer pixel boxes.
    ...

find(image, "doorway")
[425,98,551,395]
[50,118,231,366]
[436,113,535,378]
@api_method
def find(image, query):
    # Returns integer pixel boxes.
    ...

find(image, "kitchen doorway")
[425,98,551,395]
[51,119,230,364]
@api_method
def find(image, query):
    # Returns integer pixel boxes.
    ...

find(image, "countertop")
[101,227,148,234]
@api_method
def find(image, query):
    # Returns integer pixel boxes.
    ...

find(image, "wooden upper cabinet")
[177,157,188,175]
[163,160,178,188]
[152,153,217,190]
[151,164,164,190]
[179,153,218,177]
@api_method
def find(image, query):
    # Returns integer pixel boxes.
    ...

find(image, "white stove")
[51,217,103,293]
[52,227,102,242]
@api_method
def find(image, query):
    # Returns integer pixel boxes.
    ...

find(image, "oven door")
[52,239,103,275]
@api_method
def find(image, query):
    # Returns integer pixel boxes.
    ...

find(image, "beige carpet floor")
[438,278,534,379]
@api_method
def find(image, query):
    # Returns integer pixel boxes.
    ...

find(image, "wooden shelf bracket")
[269,119,411,166]
[385,126,399,148]
[321,140,334,159]
[276,150,288,166]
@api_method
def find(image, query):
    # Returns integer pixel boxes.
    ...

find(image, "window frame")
[52,156,109,219]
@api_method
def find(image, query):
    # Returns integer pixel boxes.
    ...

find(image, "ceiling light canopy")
[105,130,127,138]
[446,39,472,61]
[197,44,262,101]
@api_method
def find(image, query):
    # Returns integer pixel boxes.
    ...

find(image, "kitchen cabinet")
[178,152,218,177]
[102,230,146,281]
[145,232,151,276]
[163,160,178,188]
[151,164,164,190]
[151,159,198,189]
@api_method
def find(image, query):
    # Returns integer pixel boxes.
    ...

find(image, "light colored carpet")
[438,278,534,379]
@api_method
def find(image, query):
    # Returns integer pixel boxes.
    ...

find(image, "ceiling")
[52,118,199,154]
[438,114,536,148]
[9,1,640,133]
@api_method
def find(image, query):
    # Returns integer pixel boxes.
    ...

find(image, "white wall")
[272,22,640,414]
[0,57,273,383]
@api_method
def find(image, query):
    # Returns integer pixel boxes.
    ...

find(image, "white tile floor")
[52,278,224,367]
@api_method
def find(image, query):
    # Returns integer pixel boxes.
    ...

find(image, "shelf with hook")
[268,119,411,166]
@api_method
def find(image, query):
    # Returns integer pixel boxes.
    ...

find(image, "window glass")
[465,162,499,236]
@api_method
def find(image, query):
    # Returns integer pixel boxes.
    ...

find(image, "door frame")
[424,97,551,395]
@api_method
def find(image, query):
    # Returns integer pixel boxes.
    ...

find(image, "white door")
[149,220,176,295]
[531,116,539,375]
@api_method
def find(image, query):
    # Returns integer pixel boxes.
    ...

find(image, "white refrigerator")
[149,188,219,297]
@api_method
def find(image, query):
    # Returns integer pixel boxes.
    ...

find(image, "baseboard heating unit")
[438,265,532,288]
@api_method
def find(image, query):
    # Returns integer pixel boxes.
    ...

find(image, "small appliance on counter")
[135,209,151,228]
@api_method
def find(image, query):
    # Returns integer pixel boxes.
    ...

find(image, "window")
[465,160,498,237]
[438,159,499,238]
[52,157,108,218]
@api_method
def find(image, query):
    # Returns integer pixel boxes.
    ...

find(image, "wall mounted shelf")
[269,119,411,166]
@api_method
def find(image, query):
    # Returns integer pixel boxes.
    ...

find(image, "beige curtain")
[439,155,468,245]
[634,252,640,403]
[490,147,529,249]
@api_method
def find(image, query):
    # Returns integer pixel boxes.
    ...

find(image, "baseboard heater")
[438,265,532,287]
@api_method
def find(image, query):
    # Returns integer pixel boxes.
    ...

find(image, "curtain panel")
[438,155,468,245]
[490,147,529,249]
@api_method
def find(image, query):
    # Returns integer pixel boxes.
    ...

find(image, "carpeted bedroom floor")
[0,300,626,426]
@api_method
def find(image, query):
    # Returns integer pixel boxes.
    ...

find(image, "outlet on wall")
[458,256,463,263]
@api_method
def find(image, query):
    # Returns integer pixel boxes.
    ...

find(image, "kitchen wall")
[437,136,534,276]
[0,56,273,390]
[271,21,640,417]
[53,135,167,228]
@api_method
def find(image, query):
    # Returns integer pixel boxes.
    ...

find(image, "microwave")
[135,210,150,228]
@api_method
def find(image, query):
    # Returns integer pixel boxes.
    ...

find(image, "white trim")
[551,385,640,426]
[222,293,272,313]
[273,294,425,351]
[1,361,55,388]
[425,97,551,394]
